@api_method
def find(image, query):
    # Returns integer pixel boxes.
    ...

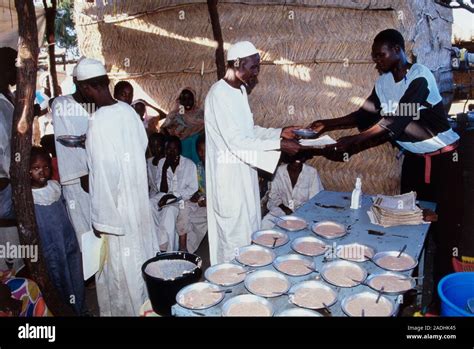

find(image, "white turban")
[76,58,107,81]
[72,56,86,78]
[226,41,259,61]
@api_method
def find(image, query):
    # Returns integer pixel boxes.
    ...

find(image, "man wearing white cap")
[76,58,157,316]
[51,57,92,251]
[205,41,301,264]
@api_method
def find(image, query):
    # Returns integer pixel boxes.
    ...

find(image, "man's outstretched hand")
[281,126,302,140]
[280,139,301,156]
[307,120,328,135]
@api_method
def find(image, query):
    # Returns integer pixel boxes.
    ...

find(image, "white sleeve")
[177,160,198,201]
[308,167,324,197]
[206,91,281,173]
[86,119,124,235]
[52,99,89,184]
[253,125,282,140]
[267,169,284,210]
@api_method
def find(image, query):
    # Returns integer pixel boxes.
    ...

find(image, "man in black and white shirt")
[308,29,468,307]
[310,29,459,161]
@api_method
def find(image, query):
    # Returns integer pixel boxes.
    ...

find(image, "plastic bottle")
[350,177,362,209]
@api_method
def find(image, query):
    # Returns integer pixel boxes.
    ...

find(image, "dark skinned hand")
[280,205,293,216]
[307,120,329,135]
[280,139,301,156]
[198,197,206,207]
[158,194,177,208]
[190,192,200,203]
[331,135,360,154]
[281,126,303,140]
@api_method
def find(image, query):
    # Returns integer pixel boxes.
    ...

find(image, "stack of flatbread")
[367,192,425,227]
[299,135,336,148]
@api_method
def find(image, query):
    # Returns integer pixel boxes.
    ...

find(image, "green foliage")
[54,0,78,55]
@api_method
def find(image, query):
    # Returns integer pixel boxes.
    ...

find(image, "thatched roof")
[74,0,453,195]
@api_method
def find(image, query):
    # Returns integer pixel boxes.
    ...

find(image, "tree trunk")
[12,0,73,316]
[43,0,61,97]
[207,0,226,80]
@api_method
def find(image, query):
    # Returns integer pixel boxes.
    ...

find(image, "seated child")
[261,153,324,229]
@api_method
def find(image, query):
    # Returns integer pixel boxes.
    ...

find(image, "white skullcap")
[72,56,86,78]
[76,58,107,81]
[227,41,259,61]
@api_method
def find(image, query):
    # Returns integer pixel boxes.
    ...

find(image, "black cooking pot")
[142,252,202,316]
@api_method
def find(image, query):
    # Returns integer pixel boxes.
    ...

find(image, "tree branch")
[207,0,226,80]
[12,0,73,316]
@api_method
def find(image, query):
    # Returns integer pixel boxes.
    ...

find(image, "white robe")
[149,155,198,251]
[146,157,159,197]
[51,95,91,250]
[204,79,282,264]
[186,201,208,253]
[86,101,157,316]
[262,163,324,229]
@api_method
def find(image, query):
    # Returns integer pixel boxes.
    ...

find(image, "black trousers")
[401,149,466,286]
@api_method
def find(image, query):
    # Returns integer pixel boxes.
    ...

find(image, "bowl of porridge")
[372,251,417,272]
[288,280,338,310]
[341,291,396,317]
[273,254,316,277]
[366,272,416,295]
[276,216,308,232]
[175,282,224,310]
[291,236,329,257]
[336,243,375,263]
[204,263,247,287]
[311,221,346,239]
[251,229,289,249]
[320,260,368,288]
[244,270,290,297]
[276,308,322,317]
[222,294,273,317]
[235,245,275,267]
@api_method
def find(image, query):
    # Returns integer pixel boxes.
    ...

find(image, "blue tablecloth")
[172,190,436,317]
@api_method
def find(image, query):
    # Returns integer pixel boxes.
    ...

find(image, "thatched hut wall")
[74,0,453,195]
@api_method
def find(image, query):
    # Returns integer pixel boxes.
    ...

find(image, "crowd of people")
[0,28,468,316]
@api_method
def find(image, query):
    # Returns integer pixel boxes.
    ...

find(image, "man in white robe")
[77,58,157,316]
[150,136,198,252]
[51,63,92,250]
[204,41,301,264]
[0,47,24,272]
[261,154,324,229]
